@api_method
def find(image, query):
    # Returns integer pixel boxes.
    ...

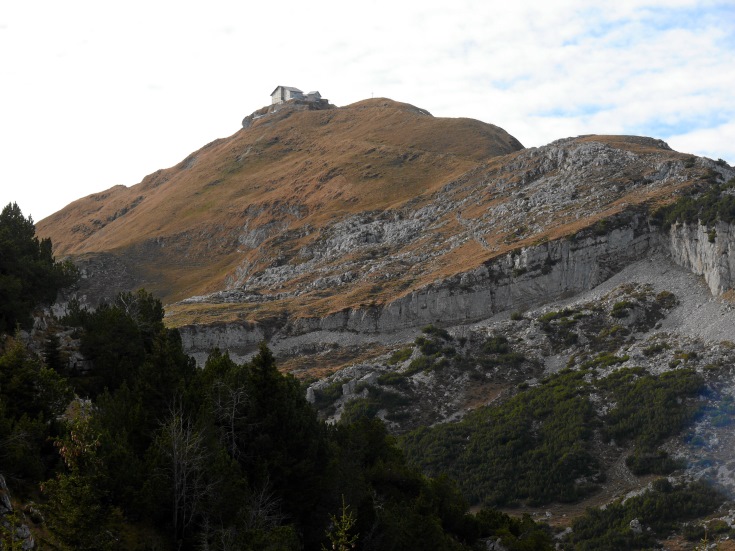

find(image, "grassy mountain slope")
[37,99,722,332]
[37,99,522,306]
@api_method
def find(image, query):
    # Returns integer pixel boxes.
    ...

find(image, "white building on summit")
[270,86,323,105]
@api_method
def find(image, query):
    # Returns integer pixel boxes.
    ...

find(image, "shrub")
[312,379,344,410]
[388,347,413,365]
[402,369,600,506]
[405,356,431,375]
[483,335,510,354]
[611,300,633,318]
[571,480,724,549]
[642,342,669,357]
[580,353,628,370]
[594,219,608,236]
[415,336,440,356]
[340,397,380,424]
[625,451,685,475]
[653,177,735,229]
[600,368,703,449]
[340,387,410,424]
[421,324,452,341]
[377,371,408,387]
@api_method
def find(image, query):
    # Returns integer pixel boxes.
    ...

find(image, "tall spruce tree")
[0,202,78,333]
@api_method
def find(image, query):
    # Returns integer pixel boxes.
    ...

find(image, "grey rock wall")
[179,322,266,367]
[179,215,664,363]
[296,215,656,334]
[667,220,735,296]
[178,213,735,364]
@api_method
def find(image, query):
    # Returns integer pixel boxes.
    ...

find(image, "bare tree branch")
[210,380,249,460]
[157,400,213,544]
[245,477,286,531]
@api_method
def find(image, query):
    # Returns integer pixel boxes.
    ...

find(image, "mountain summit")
[37,98,522,310]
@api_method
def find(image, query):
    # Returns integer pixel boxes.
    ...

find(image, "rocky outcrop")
[105,210,735,366]
[0,474,35,550]
[173,154,735,364]
[179,213,660,363]
[241,99,334,129]
[667,221,735,296]
[53,251,142,314]
[42,109,735,367]
[179,321,267,366]
[295,214,656,334]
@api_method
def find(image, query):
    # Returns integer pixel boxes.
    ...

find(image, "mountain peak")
[344,97,433,115]
[35,99,727,344]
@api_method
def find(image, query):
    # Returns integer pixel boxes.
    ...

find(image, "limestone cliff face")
[293,214,656,334]
[178,211,735,364]
[178,321,267,367]
[171,133,732,364]
[179,213,660,363]
[154,214,735,373]
[667,221,735,296]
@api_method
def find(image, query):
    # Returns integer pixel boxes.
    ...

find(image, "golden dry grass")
[38,99,522,307]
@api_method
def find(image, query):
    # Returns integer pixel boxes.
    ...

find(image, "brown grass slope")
[37,98,522,305]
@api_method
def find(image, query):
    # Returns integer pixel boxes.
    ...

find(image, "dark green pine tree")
[43,332,65,372]
[244,343,332,548]
[0,202,78,333]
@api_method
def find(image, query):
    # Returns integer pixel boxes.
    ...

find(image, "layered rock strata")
[667,220,735,296]
[178,213,735,366]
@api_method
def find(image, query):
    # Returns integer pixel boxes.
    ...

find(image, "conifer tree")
[0,202,77,333]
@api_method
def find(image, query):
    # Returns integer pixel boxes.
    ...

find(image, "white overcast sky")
[1,0,734,222]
